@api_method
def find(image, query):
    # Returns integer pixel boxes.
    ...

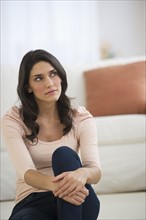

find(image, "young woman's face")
[28,61,62,105]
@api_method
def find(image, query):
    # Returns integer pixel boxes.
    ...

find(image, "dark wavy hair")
[17,49,73,144]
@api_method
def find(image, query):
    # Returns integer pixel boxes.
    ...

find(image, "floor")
[98,192,145,220]
[0,192,145,220]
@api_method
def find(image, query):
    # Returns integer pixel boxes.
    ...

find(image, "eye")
[34,76,42,82]
[50,70,58,77]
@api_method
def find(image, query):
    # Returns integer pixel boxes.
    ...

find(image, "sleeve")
[1,112,36,180]
[76,107,101,170]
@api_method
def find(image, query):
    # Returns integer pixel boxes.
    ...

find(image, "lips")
[45,89,57,95]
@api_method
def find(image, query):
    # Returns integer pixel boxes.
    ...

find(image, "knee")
[52,146,81,165]
[52,146,82,175]
[52,146,75,161]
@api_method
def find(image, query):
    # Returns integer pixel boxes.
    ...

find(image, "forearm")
[24,169,87,206]
[78,166,101,184]
[24,169,55,191]
[53,166,101,199]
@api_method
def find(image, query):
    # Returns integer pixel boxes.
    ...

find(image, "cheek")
[55,78,62,88]
[32,85,44,94]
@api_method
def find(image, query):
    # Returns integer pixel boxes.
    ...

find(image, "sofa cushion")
[93,142,146,194]
[95,114,146,145]
[0,152,16,201]
[84,61,146,116]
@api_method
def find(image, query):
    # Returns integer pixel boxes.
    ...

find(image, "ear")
[26,85,32,93]
[28,88,32,93]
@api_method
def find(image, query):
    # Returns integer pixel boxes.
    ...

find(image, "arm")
[1,110,54,190]
[78,115,102,184]
[1,109,88,205]
[53,167,101,198]
[24,169,55,190]
[1,111,60,191]
[53,109,101,198]
[24,169,88,205]
[78,166,101,185]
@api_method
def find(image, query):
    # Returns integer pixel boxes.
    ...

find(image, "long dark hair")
[17,49,73,143]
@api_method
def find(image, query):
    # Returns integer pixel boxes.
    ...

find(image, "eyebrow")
[32,69,56,77]
[32,73,42,78]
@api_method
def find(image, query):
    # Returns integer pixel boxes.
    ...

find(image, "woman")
[1,49,101,220]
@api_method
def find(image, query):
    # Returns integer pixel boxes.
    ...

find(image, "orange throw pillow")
[84,61,146,116]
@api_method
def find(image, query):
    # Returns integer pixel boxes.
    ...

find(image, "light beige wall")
[1,1,99,115]
[98,0,145,58]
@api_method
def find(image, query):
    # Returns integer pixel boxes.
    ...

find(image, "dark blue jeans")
[9,146,100,220]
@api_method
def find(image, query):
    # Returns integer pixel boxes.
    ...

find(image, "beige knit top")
[1,106,101,204]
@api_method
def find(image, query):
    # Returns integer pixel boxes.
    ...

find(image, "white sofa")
[1,58,146,220]
[94,114,146,220]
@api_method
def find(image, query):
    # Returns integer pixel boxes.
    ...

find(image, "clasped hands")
[52,169,89,205]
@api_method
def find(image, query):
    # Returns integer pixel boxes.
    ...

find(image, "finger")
[69,191,86,200]
[80,187,89,196]
[69,186,89,197]
[72,195,85,204]
[68,185,83,196]
[53,178,69,194]
[54,181,70,196]
[59,183,86,198]
[76,191,86,200]
[52,172,67,182]
[63,196,83,206]
[58,183,77,198]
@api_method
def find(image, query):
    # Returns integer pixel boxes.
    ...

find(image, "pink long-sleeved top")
[1,106,101,204]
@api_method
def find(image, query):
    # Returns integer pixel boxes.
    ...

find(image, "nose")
[46,77,53,87]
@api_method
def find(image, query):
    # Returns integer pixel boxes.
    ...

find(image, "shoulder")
[2,106,20,119]
[72,106,93,123]
[1,106,27,137]
[1,106,23,127]
[72,106,97,139]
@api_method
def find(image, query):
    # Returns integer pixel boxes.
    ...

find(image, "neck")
[37,101,59,121]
